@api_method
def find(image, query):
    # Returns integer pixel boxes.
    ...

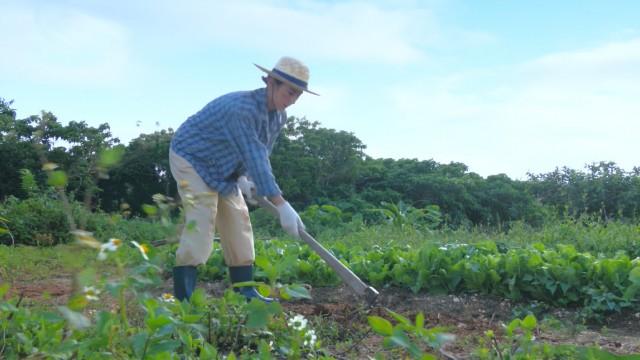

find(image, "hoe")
[257,197,379,305]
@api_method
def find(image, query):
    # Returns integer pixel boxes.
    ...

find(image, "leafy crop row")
[195,239,640,319]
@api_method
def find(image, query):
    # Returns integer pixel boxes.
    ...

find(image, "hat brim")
[255,63,319,96]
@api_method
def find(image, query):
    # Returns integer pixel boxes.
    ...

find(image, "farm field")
[2,220,640,359]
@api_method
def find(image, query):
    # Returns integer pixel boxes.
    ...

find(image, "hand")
[237,176,257,205]
[276,201,305,239]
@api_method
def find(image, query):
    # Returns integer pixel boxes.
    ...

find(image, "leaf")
[148,339,181,355]
[147,315,174,331]
[58,306,91,329]
[623,284,639,301]
[506,318,521,336]
[245,300,270,329]
[95,311,114,335]
[0,283,9,298]
[98,147,124,169]
[415,312,425,329]
[282,284,311,299]
[368,316,393,336]
[245,299,282,329]
[521,314,537,330]
[255,255,270,269]
[131,332,148,358]
[47,170,68,188]
[629,266,640,286]
[142,204,158,216]
[388,329,422,357]
[181,314,201,324]
[258,283,272,297]
[387,308,412,326]
[190,288,207,307]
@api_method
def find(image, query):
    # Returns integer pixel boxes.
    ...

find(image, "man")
[169,57,317,302]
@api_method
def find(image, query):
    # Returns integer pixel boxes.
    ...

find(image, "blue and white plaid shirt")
[171,88,286,197]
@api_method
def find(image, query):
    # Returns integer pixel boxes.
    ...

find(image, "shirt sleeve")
[224,114,282,197]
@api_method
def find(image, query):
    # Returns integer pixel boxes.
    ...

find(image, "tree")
[98,129,176,214]
[271,117,366,207]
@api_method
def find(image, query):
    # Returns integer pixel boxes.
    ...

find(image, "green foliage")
[368,201,442,231]
[0,238,324,359]
[368,309,453,359]
[501,218,640,257]
[527,162,640,221]
[0,215,14,246]
[190,222,640,320]
[4,100,640,229]
[98,130,176,215]
[475,314,640,359]
[0,191,173,247]
[271,117,366,207]
[19,169,39,197]
[0,194,72,246]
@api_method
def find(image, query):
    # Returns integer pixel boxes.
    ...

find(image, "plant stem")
[119,287,128,330]
[141,333,151,359]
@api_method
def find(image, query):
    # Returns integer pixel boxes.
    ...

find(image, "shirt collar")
[256,87,286,120]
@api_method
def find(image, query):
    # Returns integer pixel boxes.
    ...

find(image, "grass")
[0,242,165,284]
[0,244,102,282]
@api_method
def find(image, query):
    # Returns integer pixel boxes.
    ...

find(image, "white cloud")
[382,38,640,178]
[522,38,640,93]
[149,0,435,64]
[0,4,130,86]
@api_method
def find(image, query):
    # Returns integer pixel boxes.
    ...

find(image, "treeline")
[2,98,639,227]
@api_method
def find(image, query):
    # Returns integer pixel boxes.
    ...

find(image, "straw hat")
[255,56,319,95]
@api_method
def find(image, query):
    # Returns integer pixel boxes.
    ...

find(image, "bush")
[0,192,174,246]
[0,193,72,246]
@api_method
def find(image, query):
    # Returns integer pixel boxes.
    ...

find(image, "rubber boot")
[228,265,273,303]
[173,266,197,301]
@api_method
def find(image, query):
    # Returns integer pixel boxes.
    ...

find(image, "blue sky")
[1,0,639,179]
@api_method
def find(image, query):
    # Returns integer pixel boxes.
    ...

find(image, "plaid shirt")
[170,88,286,197]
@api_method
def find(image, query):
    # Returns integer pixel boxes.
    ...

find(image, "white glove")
[277,201,305,239]
[237,176,257,205]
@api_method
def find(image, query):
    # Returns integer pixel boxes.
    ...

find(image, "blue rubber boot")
[228,265,273,303]
[173,266,197,301]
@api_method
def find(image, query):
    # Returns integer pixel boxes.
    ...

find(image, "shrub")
[0,192,173,246]
[0,193,72,246]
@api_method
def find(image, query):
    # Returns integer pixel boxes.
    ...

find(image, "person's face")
[269,80,302,111]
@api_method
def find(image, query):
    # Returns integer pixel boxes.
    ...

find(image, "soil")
[5,275,640,359]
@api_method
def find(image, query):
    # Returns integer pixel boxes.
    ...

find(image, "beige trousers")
[169,150,254,267]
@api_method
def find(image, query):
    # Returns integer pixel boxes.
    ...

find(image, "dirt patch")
[286,285,640,358]
[5,277,72,306]
[194,280,640,358]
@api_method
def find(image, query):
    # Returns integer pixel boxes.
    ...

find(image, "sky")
[1,0,639,180]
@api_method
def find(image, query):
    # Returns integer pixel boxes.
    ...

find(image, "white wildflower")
[288,314,308,331]
[97,238,122,261]
[304,329,317,348]
[160,293,176,303]
[83,286,100,301]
